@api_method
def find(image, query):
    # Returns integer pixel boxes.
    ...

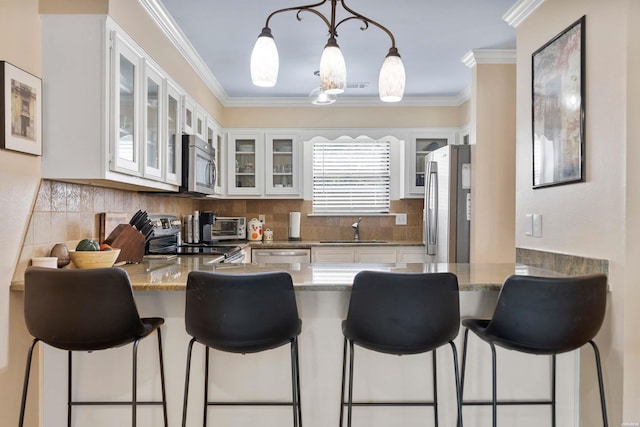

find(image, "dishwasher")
[252,249,311,264]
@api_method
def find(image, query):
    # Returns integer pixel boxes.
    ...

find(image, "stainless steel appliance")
[210,217,246,241]
[146,215,246,263]
[181,134,216,196]
[423,145,471,262]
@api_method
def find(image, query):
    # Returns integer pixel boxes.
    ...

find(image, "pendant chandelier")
[250,0,406,103]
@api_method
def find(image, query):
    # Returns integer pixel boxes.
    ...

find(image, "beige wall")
[222,104,467,129]
[515,0,631,425]
[624,0,640,420]
[470,63,517,263]
[0,0,42,425]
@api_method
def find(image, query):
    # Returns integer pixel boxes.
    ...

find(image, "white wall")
[515,0,630,425]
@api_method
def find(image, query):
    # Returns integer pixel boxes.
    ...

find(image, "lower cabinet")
[312,246,425,263]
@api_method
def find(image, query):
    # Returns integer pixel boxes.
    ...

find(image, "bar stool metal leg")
[338,337,348,427]
[551,354,557,427]
[449,341,463,427]
[156,328,169,427]
[68,351,72,427]
[589,340,608,427]
[132,338,141,427]
[204,346,210,427]
[294,338,303,427]
[18,338,40,427]
[433,349,438,426]
[182,337,197,427]
[490,342,497,427]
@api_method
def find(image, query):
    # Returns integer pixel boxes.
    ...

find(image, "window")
[312,137,390,214]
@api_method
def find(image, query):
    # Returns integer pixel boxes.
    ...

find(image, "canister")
[248,218,263,241]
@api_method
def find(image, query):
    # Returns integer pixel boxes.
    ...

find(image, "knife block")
[104,224,145,264]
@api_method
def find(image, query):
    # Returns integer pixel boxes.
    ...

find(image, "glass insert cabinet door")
[165,80,181,185]
[271,138,294,188]
[415,138,447,186]
[227,133,264,195]
[234,139,256,189]
[143,61,163,180]
[112,32,142,175]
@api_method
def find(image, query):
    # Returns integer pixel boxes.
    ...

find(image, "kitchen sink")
[319,240,388,244]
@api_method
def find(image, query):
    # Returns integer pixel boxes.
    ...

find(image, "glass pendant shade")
[319,38,346,95]
[251,28,279,87]
[308,87,337,105]
[378,48,405,102]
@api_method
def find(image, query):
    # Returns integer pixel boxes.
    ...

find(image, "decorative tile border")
[516,248,608,276]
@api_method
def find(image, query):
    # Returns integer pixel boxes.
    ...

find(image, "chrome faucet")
[352,217,362,241]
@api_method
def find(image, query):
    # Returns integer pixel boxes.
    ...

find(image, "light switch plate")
[395,213,407,225]
[533,214,542,237]
[258,214,265,223]
[525,214,533,236]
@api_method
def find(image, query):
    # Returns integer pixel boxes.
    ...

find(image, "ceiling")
[157,0,518,105]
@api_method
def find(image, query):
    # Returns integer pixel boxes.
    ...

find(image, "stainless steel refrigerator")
[423,145,471,262]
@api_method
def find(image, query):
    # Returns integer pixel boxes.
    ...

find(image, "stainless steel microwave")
[180,134,216,196]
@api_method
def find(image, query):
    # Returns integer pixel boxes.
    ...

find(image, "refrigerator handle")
[426,161,438,255]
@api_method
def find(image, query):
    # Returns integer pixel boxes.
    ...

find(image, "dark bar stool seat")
[19,266,168,427]
[182,271,302,427]
[339,271,462,427]
[460,274,608,427]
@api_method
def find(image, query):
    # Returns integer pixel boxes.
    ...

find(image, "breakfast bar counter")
[9,257,562,292]
[12,261,577,427]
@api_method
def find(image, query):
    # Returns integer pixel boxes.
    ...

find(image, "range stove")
[146,215,246,263]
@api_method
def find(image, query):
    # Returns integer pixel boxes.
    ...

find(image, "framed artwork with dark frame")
[532,16,585,189]
[0,61,42,156]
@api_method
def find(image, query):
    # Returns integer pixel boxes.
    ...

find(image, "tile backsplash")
[14,180,423,280]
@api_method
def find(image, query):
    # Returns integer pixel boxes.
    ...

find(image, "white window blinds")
[312,138,391,213]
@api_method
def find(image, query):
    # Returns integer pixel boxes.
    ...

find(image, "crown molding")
[137,0,229,103]
[503,0,545,28]
[461,49,517,68]
[223,90,470,108]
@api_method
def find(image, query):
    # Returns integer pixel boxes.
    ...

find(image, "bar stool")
[19,266,168,427]
[182,271,302,427]
[339,271,462,427]
[460,274,608,427]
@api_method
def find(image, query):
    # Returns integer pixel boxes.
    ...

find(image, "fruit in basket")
[99,243,113,251]
[76,239,100,251]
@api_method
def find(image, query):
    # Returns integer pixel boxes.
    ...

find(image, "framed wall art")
[0,61,42,156]
[532,16,585,188]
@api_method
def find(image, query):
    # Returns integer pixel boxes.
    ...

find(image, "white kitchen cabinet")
[227,132,264,196]
[312,245,425,263]
[312,247,356,263]
[142,60,164,180]
[265,133,302,197]
[165,80,182,185]
[112,31,142,176]
[195,108,206,140]
[397,247,426,263]
[41,15,180,191]
[207,117,224,196]
[402,130,455,198]
[182,95,195,135]
[226,130,302,198]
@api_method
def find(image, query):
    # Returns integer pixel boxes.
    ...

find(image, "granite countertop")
[10,257,560,292]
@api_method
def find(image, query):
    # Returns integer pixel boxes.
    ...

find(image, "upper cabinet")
[227,132,264,196]
[226,131,302,198]
[402,130,455,198]
[165,80,182,185]
[112,32,142,176]
[207,117,225,196]
[265,133,302,196]
[41,15,183,191]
